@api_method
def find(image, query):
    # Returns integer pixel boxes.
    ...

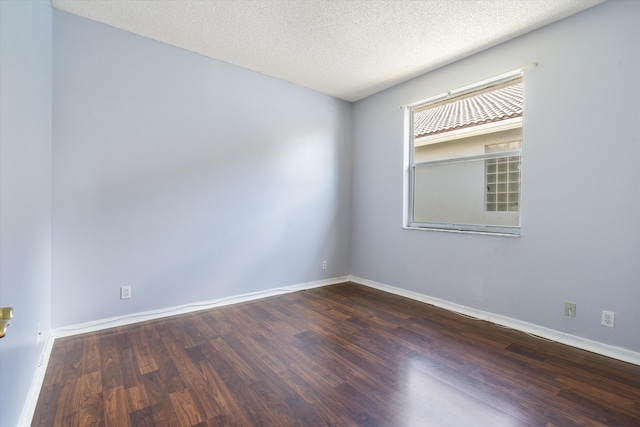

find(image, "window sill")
[402,225,521,237]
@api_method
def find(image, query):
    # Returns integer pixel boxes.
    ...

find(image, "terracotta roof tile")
[414,82,523,138]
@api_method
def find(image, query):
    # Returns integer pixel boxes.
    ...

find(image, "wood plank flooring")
[32,282,640,426]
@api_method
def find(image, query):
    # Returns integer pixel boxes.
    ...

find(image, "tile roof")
[414,82,523,138]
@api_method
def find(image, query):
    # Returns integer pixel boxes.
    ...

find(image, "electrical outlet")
[120,285,131,300]
[602,311,615,327]
[564,302,576,317]
[322,260,327,270]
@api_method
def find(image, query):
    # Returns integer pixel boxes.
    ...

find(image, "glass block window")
[485,141,521,212]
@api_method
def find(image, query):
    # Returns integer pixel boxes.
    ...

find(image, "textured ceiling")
[51,0,604,102]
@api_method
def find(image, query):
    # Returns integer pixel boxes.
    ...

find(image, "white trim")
[51,276,350,338]
[347,275,640,366]
[402,107,412,227]
[402,225,520,237]
[17,331,55,427]
[413,149,521,167]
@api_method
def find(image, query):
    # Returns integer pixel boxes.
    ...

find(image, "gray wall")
[0,1,52,426]
[351,0,640,352]
[52,10,352,327]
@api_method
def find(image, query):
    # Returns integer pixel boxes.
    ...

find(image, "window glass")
[407,77,523,235]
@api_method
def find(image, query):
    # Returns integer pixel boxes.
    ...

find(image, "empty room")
[1,0,639,426]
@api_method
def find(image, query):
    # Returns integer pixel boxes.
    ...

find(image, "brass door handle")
[1,307,13,320]
[0,307,13,338]
[0,320,8,339]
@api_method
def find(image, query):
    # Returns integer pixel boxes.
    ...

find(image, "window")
[405,72,524,235]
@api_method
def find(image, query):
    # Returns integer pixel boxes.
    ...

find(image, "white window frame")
[403,69,525,236]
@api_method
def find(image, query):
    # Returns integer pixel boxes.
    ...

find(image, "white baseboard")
[52,276,350,339]
[347,275,640,366]
[18,330,55,427]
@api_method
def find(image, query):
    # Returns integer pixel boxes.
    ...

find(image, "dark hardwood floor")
[32,282,640,426]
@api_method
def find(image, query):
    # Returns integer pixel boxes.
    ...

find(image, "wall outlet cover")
[121,285,131,300]
[602,311,615,327]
